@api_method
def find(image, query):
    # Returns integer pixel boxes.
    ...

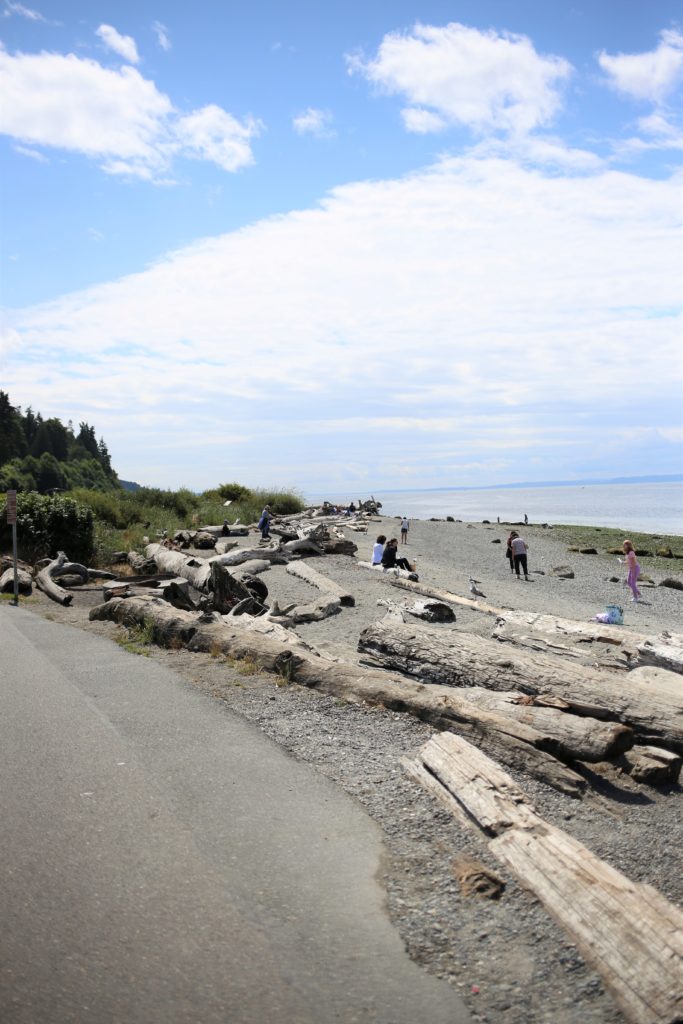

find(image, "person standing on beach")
[620,540,642,602]
[400,517,409,544]
[372,534,386,565]
[505,532,515,574]
[258,504,272,540]
[510,531,529,580]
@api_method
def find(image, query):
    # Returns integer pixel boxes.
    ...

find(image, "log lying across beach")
[87,595,647,794]
[358,620,683,752]
[494,611,683,674]
[405,733,683,1024]
[286,559,355,606]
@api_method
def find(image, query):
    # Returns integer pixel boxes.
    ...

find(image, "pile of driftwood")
[29,521,682,1023]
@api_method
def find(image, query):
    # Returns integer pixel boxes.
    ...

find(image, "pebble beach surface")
[24,517,683,1024]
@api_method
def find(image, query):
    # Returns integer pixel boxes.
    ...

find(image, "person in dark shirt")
[381,538,411,571]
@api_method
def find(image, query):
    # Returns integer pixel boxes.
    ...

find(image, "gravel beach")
[19,516,683,1024]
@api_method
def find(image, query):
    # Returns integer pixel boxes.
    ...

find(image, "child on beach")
[620,540,642,602]
[400,517,409,544]
[372,534,386,565]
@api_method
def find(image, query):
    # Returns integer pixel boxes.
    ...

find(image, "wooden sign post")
[6,490,18,605]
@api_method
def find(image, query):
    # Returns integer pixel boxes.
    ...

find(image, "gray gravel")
[24,517,683,1024]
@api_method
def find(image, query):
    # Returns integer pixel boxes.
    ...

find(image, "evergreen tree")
[0,390,27,463]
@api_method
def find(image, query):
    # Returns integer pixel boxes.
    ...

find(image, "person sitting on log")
[381,538,411,572]
[372,534,387,565]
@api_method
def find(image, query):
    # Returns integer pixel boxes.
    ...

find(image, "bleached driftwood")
[359,620,683,752]
[405,732,683,1024]
[357,560,418,582]
[377,598,455,623]
[88,595,586,794]
[127,550,158,575]
[145,544,212,589]
[266,595,342,625]
[619,745,681,785]
[35,551,72,606]
[286,560,355,606]
[384,574,501,613]
[0,567,32,595]
[495,611,683,674]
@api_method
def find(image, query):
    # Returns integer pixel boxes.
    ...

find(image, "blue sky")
[1,0,682,494]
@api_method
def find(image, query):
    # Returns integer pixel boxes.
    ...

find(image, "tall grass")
[67,482,305,566]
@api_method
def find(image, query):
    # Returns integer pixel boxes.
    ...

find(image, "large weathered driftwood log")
[359,620,683,751]
[145,544,212,589]
[286,560,355,606]
[384,574,502,614]
[495,611,683,674]
[0,567,32,594]
[35,552,73,606]
[88,596,586,794]
[405,733,683,1024]
[377,598,456,623]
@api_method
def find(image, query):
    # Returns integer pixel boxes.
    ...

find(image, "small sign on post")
[6,490,19,605]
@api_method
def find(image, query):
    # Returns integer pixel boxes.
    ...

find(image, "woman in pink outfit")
[621,540,641,601]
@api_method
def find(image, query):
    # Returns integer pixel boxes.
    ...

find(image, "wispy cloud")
[4,156,681,489]
[3,1,49,22]
[292,107,334,138]
[347,22,572,137]
[152,20,171,52]
[96,24,139,65]
[0,43,262,179]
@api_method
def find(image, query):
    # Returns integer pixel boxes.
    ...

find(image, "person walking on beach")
[505,532,515,574]
[381,538,412,572]
[510,531,529,580]
[620,539,642,602]
[400,517,409,544]
[371,534,386,565]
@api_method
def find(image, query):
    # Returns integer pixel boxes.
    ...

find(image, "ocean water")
[315,481,683,536]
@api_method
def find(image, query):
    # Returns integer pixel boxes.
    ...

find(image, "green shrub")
[0,491,95,563]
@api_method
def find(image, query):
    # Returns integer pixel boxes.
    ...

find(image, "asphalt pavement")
[0,605,471,1024]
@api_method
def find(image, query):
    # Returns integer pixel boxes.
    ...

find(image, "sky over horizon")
[1,0,682,494]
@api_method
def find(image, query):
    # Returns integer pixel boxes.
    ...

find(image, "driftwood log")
[357,560,419,582]
[89,596,597,795]
[0,567,32,594]
[358,620,683,752]
[35,552,72,606]
[405,733,683,1024]
[495,611,683,674]
[377,598,455,623]
[384,574,502,614]
[286,560,355,606]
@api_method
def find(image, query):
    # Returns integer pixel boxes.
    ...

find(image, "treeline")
[0,391,117,493]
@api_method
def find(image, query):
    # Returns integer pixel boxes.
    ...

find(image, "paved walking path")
[0,606,471,1024]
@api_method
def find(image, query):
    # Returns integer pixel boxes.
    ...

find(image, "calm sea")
[312,481,683,536]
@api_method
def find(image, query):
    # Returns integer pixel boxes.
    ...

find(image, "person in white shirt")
[509,532,529,580]
[371,534,387,565]
[400,517,409,544]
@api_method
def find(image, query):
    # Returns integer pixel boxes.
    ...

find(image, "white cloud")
[347,22,572,137]
[96,24,140,65]
[5,156,681,489]
[0,45,260,179]
[175,105,262,171]
[292,107,334,137]
[598,29,683,103]
[401,107,446,133]
[152,21,171,52]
